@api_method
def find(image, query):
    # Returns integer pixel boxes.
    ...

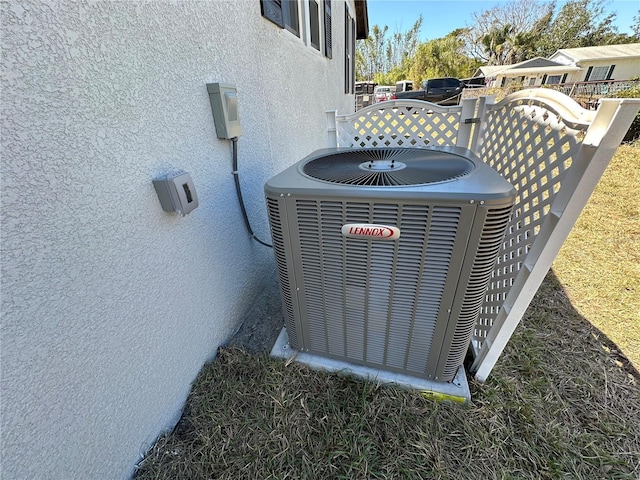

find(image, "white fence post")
[456,98,478,150]
[469,95,493,154]
[326,110,338,148]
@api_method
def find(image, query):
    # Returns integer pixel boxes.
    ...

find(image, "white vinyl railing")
[327,89,640,382]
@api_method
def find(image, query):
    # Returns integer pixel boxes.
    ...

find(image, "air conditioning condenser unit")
[265,147,515,382]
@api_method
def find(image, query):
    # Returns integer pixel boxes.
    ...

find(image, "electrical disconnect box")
[207,83,242,139]
[153,172,199,216]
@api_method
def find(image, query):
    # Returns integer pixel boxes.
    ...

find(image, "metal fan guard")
[301,148,475,186]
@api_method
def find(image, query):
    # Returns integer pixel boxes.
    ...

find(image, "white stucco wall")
[1,1,355,478]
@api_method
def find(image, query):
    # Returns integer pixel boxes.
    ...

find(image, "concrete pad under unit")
[270,328,471,404]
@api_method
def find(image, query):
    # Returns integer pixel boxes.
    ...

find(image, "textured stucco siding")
[1,1,354,478]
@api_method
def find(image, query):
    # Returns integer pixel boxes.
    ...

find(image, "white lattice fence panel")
[327,90,640,382]
[336,102,462,148]
[472,98,587,351]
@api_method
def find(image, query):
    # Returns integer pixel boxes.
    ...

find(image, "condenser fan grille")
[301,148,475,186]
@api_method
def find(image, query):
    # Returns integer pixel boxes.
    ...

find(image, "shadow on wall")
[226,268,283,355]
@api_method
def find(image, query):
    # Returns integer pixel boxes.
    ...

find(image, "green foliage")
[409,30,480,83]
[373,66,411,87]
[356,17,422,81]
[481,24,515,65]
[463,0,555,65]
[462,0,635,65]
[536,0,629,57]
[356,24,389,81]
[633,10,640,39]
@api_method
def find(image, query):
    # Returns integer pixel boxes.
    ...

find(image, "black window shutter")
[541,74,547,84]
[344,5,350,93]
[324,0,332,58]
[561,73,567,83]
[584,66,593,81]
[350,17,356,93]
[261,0,284,28]
[606,65,615,80]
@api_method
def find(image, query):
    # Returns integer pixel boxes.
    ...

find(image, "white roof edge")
[550,43,640,62]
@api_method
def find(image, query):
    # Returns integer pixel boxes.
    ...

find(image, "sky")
[366,0,639,42]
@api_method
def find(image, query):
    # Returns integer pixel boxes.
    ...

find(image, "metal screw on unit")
[469,200,475,204]
[480,200,485,205]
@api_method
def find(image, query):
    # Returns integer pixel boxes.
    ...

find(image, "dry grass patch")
[553,143,639,369]
[135,272,640,479]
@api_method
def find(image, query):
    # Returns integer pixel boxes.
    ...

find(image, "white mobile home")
[550,43,640,83]
[475,43,640,88]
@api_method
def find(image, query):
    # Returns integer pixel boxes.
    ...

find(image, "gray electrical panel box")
[207,83,242,139]
[153,172,199,216]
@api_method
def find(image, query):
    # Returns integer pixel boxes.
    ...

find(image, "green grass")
[553,143,640,369]
[135,145,640,480]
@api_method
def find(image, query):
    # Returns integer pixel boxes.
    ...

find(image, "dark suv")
[395,77,464,105]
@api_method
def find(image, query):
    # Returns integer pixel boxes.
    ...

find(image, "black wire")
[231,137,273,248]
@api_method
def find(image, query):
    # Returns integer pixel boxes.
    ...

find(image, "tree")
[356,24,388,81]
[386,16,422,72]
[536,0,624,57]
[480,24,515,65]
[633,10,640,40]
[356,17,422,81]
[410,30,481,83]
[463,0,555,64]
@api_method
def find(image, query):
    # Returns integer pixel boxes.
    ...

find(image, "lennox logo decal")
[341,224,400,240]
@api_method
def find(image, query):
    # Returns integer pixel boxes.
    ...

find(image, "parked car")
[374,85,396,103]
[395,77,463,105]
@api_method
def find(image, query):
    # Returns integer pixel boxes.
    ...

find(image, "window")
[585,65,615,82]
[261,0,300,36]
[283,1,300,35]
[592,66,607,81]
[545,75,562,85]
[309,0,320,50]
[261,0,332,58]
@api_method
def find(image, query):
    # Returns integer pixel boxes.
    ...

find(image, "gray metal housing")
[265,147,516,382]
